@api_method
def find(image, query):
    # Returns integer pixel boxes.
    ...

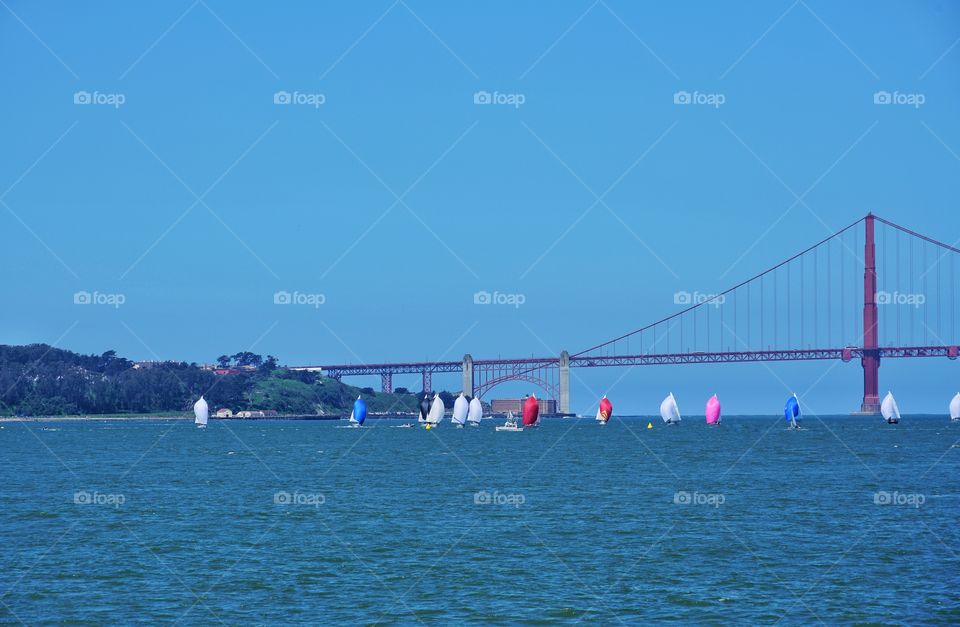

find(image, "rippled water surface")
[1,416,958,624]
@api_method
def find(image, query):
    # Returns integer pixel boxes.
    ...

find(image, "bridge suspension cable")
[573,216,868,358]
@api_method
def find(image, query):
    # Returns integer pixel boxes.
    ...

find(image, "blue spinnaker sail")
[784,395,800,425]
[352,397,367,426]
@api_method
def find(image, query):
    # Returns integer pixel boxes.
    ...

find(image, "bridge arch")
[474,374,558,401]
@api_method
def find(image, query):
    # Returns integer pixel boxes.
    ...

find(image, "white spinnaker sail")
[881,391,901,422]
[660,393,681,423]
[194,396,208,426]
[467,398,482,424]
[950,393,960,420]
[427,394,445,424]
[452,394,469,425]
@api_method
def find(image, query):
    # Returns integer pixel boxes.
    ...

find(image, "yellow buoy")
[425,424,431,430]
[647,422,653,429]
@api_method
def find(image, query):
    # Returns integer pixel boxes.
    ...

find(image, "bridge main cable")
[873,215,960,254]
[571,215,868,358]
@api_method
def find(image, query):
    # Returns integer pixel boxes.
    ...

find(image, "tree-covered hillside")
[0,344,449,417]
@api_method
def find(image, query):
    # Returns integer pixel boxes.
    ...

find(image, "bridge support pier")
[559,350,570,414]
[422,370,432,393]
[381,373,392,394]
[861,213,881,414]
[462,354,473,397]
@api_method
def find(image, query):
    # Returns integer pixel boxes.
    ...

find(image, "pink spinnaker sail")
[522,395,540,426]
[705,394,721,425]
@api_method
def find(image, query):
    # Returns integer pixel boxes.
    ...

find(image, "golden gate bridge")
[300,214,959,414]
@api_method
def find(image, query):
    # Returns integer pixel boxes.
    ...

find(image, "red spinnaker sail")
[599,396,613,422]
[522,395,539,426]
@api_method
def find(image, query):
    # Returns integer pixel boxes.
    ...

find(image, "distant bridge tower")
[462,354,473,397]
[559,350,570,414]
[861,213,880,413]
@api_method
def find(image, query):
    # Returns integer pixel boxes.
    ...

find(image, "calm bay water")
[1,416,958,624]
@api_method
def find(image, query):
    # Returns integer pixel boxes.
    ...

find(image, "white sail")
[427,394,445,424]
[660,393,681,423]
[950,393,960,420]
[467,397,482,424]
[194,396,209,426]
[452,393,469,426]
[595,406,604,422]
[349,395,359,424]
[880,391,901,422]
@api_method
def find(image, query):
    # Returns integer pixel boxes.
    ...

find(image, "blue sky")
[2,1,959,414]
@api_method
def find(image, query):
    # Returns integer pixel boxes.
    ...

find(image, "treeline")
[0,344,453,417]
[0,345,249,416]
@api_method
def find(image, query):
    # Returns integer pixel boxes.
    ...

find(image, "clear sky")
[2,1,959,414]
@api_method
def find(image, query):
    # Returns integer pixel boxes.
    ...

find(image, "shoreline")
[1,413,950,424]
[0,415,192,423]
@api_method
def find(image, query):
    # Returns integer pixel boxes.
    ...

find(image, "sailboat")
[522,394,540,428]
[705,394,721,426]
[193,396,208,428]
[348,396,367,427]
[784,393,800,430]
[595,395,612,425]
[452,393,469,428]
[418,395,431,425]
[660,393,681,425]
[496,410,523,432]
[950,393,960,422]
[880,391,901,424]
[467,397,483,427]
[426,393,445,429]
